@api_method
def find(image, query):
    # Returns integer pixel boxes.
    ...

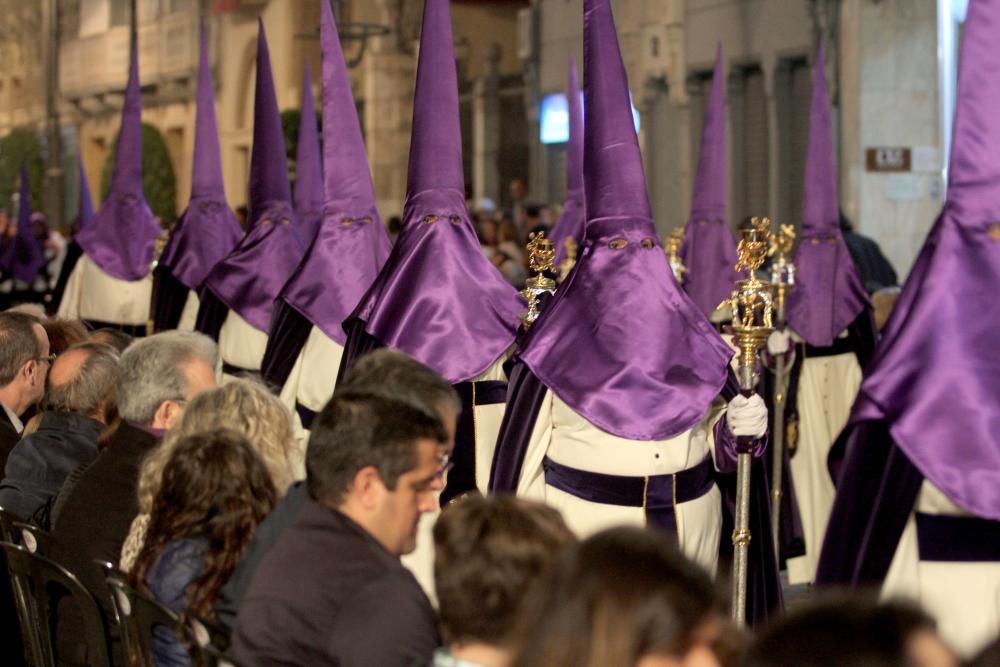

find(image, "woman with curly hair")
[121,378,300,571]
[130,428,277,667]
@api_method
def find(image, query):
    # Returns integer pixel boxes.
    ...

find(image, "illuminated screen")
[539,91,641,144]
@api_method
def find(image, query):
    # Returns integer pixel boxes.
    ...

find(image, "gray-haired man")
[0,342,119,520]
[50,331,217,666]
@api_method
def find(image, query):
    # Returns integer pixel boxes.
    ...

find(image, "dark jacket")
[147,537,209,667]
[0,404,22,474]
[215,481,308,630]
[231,500,440,667]
[0,411,103,520]
[50,421,161,666]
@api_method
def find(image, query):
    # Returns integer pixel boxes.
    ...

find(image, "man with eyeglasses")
[0,311,51,470]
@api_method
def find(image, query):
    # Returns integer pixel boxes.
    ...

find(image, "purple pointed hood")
[851,0,1000,520]
[199,19,304,332]
[0,165,46,283]
[518,0,733,440]
[77,157,95,230]
[294,62,324,244]
[277,0,391,344]
[74,35,160,281]
[785,41,868,346]
[679,45,740,317]
[549,56,586,263]
[346,0,523,383]
[159,21,242,291]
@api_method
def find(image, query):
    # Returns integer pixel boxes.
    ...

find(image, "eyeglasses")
[435,452,454,481]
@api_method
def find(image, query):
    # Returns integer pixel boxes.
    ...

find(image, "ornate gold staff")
[766,222,796,552]
[717,216,775,628]
[520,231,557,329]
[664,227,687,285]
[558,237,578,283]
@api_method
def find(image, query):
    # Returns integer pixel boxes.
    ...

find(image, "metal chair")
[1,542,112,667]
[13,521,52,556]
[0,506,21,542]
[100,561,179,667]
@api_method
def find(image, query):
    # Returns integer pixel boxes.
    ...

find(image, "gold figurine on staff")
[719,215,775,628]
[664,227,687,285]
[520,232,557,329]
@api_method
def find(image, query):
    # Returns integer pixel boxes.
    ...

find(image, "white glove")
[727,394,768,439]
[767,330,792,355]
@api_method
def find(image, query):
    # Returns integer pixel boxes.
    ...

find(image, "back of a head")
[744,595,948,667]
[116,330,218,425]
[513,526,719,667]
[43,342,120,419]
[137,378,297,513]
[42,319,89,356]
[307,391,448,507]
[434,494,575,648]
[338,349,460,418]
[0,311,43,387]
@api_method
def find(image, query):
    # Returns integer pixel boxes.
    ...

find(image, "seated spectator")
[0,342,118,520]
[50,331,217,666]
[121,379,300,571]
[42,318,89,356]
[131,429,277,667]
[214,348,459,629]
[432,495,574,667]
[88,326,134,353]
[0,311,50,468]
[230,391,451,666]
[513,526,725,667]
[744,595,957,667]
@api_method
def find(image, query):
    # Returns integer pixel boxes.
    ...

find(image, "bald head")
[44,343,120,423]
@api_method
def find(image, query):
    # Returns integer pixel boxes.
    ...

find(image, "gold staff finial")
[558,237,578,282]
[520,231,557,328]
[665,227,686,284]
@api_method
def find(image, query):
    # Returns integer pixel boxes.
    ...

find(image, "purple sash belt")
[916,512,1000,562]
[543,454,716,543]
[800,337,855,358]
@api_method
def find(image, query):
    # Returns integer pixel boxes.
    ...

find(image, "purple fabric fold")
[294,62,324,245]
[159,21,242,291]
[77,157,95,230]
[785,41,869,346]
[680,45,740,317]
[75,35,160,281]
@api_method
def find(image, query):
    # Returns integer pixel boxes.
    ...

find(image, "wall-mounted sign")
[866,147,912,172]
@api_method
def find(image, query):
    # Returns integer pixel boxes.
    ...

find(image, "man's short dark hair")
[43,342,120,419]
[306,392,448,507]
[0,312,43,387]
[337,349,460,419]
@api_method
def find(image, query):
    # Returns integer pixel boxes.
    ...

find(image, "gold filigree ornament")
[558,237,578,283]
[519,231,557,328]
[665,227,687,285]
[767,222,796,321]
[718,217,776,375]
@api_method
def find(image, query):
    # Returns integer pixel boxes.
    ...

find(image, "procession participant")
[293,62,324,246]
[150,24,243,331]
[337,0,523,505]
[56,35,161,336]
[678,45,740,322]
[0,166,47,307]
[546,56,585,269]
[260,0,391,433]
[772,42,876,585]
[151,21,242,333]
[489,0,780,624]
[48,159,95,314]
[195,19,305,382]
[817,0,1000,656]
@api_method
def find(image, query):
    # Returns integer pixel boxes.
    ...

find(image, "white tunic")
[175,290,200,332]
[510,389,728,576]
[881,482,1000,659]
[57,255,152,325]
[786,333,863,585]
[278,325,345,447]
[217,310,269,384]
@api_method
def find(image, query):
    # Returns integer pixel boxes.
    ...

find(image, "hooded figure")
[294,62,324,246]
[56,34,161,334]
[260,0,392,433]
[817,0,1000,655]
[488,0,781,624]
[679,45,740,320]
[0,166,46,287]
[151,21,243,332]
[547,56,585,267]
[195,19,305,381]
[771,42,877,586]
[338,0,524,505]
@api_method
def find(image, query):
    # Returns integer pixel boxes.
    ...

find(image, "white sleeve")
[56,261,83,319]
[516,388,553,498]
